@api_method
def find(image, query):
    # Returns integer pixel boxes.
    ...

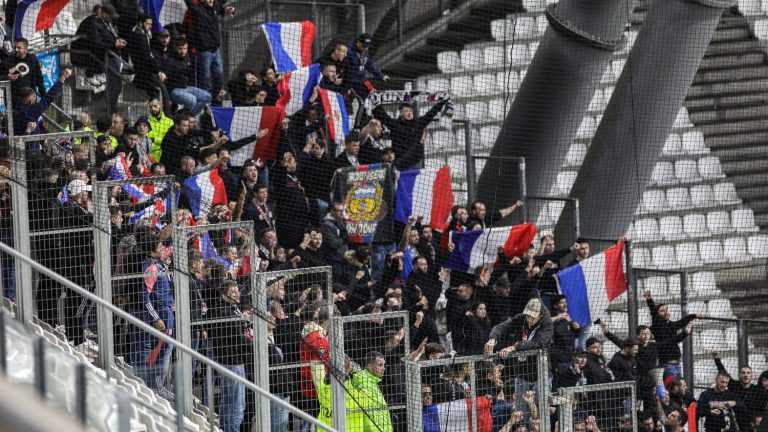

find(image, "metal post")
[625,240,638,338]
[397,0,403,45]
[116,389,132,432]
[329,316,347,431]
[172,227,193,417]
[0,312,6,374]
[76,363,87,426]
[404,360,422,431]
[737,319,749,368]
[462,120,476,204]
[357,3,366,34]
[558,388,574,432]
[536,350,550,432]
[265,0,272,21]
[175,365,185,432]
[469,362,477,432]
[34,336,46,397]
[252,267,270,432]
[571,199,580,243]
[206,364,215,432]
[680,272,694,395]
[93,183,114,369]
[311,1,322,60]
[9,136,33,323]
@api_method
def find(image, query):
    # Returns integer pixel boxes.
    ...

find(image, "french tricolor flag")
[317,88,349,146]
[14,0,70,40]
[182,168,228,216]
[210,105,286,164]
[261,21,316,74]
[110,155,153,203]
[394,166,454,231]
[445,223,537,273]
[277,63,322,116]
[199,233,231,270]
[555,242,628,327]
[129,200,165,225]
[140,0,185,33]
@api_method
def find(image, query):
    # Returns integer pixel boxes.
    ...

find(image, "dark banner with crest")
[332,163,395,244]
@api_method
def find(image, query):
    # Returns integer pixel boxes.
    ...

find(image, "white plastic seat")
[714,183,740,205]
[725,327,739,351]
[690,185,715,208]
[515,16,538,39]
[755,18,768,40]
[633,247,651,268]
[673,107,692,128]
[450,75,474,94]
[634,218,661,243]
[652,245,677,269]
[437,51,462,73]
[427,77,449,91]
[699,240,725,264]
[723,237,750,263]
[652,162,676,185]
[448,155,467,180]
[465,101,487,122]
[739,0,763,16]
[667,187,692,210]
[529,41,540,56]
[564,143,587,167]
[479,125,501,146]
[641,190,668,213]
[431,130,455,150]
[667,304,682,321]
[660,216,685,241]
[474,73,498,95]
[750,354,766,372]
[523,0,547,13]
[694,359,716,387]
[638,275,667,297]
[699,156,725,179]
[487,98,507,121]
[460,48,483,70]
[610,312,629,330]
[706,211,732,234]
[508,44,530,67]
[663,133,683,156]
[588,89,605,112]
[575,116,596,139]
[708,299,735,319]
[682,130,708,154]
[676,242,700,268]
[747,235,768,258]
[553,171,577,196]
[683,214,708,238]
[675,159,700,183]
[536,15,548,36]
[688,301,708,317]
[607,59,626,83]
[497,71,521,94]
[691,272,718,296]
[732,209,759,232]
[699,329,726,352]
[483,46,505,67]
[491,19,514,41]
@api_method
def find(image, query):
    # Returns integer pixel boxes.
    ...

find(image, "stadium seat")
[529,41,540,56]
[738,0,763,15]
[638,308,652,326]
[652,245,677,269]
[683,214,708,238]
[519,68,528,81]
[675,159,700,183]
[750,354,766,372]
[607,59,626,83]
[698,156,725,180]
[633,247,652,268]
[676,242,700,267]
[487,98,508,121]
[575,116,597,139]
[634,218,661,243]
[536,15,548,36]
[515,16,538,39]
[610,312,629,331]
[483,46,505,67]
[688,301,708,317]
[724,327,739,351]
[553,171,577,196]
[694,359,715,386]
[667,187,693,210]
[699,329,726,352]
[522,0,547,13]
[667,304,682,321]
[465,101,487,122]
[706,211,732,234]
[479,125,501,147]
[497,71,521,94]
[714,183,740,205]
[460,48,484,70]
[588,89,605,112]
[639,275,668,297]
[437,51,462,73]
[699,240,725,264]
[430,130,454,152]
[652,162,676,185]
[747,235,768,258]
[491,19,513,41]
[564,143,587,167]
[448,155,467,179]
[691,272,718,296]
[663,133,684,156]
[673,107,693,128]
[681,130,708,155]
[708,299,735,319]
[474,73,498,95]
[755,18,768,40]
[724,237,750,263]
[450,75,474,94]
[660,216,685,241]
[690,185,715,208]
[427,77,450,91]
[641,190,668,214]
[732,209,759,232]
[509,44,531,67]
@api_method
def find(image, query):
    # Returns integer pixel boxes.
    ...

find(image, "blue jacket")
[345,43,384,86]
[141,258,174,327]
[12,80,63,136]
[422,405,440,432]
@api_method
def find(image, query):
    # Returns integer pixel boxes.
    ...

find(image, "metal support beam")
[93,183,114,370]
[737,319,749,368]
[681,272,694,396]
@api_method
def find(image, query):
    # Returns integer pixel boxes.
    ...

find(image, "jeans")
[131,331,174,392]
[371,242,397,282]
[515,375,540,429]
[1,227,15,300]
[661,362,682,380]
[195,50,224,95]
[270,395,290,432]
[171,86,212,116]
[219,364,246,432]
[575,324,591,350]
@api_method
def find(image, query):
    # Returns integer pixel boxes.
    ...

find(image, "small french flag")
[14,0,70,40]
[210,105,286,164]
[316,88,349,146]
[182,169,228,216]
[110,155,154,203]
[199,233,231,269]
[445,223,537,273]
[555,242,628,327]
[394,166,454,232]
[129,200,164,225]
[261,21,316,74]
[277,63,322,116]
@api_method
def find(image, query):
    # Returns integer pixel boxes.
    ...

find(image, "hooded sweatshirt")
[300,321,330,398]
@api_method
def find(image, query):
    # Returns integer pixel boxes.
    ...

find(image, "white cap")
[68,179,92,195]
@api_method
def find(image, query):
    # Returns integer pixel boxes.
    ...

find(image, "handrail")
[41,114,66,132]
[47,102,74,131]
[0,241,339,432]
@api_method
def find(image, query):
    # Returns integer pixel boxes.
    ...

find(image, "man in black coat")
[372,101,447,170]
[160,37,211,116]
[334,132,361,168]
[184,0,234,97]
[645,290,696,379]
[1,38,45,104]
[159,113,200,179]
[127,13,169,103]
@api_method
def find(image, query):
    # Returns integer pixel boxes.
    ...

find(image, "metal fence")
[404,350,549,432]
[557,381,637,432]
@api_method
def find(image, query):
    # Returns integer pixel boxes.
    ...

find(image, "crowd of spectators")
[0,2,767,432]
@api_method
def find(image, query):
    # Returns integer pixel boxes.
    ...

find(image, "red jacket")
[299,322,330,398]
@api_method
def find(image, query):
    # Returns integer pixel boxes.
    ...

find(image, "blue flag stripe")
[557,265,592,326]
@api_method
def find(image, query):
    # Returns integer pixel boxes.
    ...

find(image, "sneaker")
[156,387,176,402]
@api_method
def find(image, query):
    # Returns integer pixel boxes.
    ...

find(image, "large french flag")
[435,398,492,432]
[445,223,537,273]
[109,155,154,203]
[277,63,322,116]
[140,0,185,33]
[14,0,70,39]
[182,169,228,216]
[261,21,316,74]
[317,88,349,145]
[210,105,286,163]
[555,242,628,327]
[395,166,454,232]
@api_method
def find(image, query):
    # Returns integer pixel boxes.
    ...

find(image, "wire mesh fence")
[557,381,637,432]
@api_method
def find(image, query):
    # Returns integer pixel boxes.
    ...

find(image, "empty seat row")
[637,271,720,298]
[650,157,725,185]
[755,18,768,39]
[437,43,540,73]
[638,183,740,214]
[663,130,709,156]
[739,0,768,16]
[631,208,759,242]
[490,15,548,41]
[632,236,768,269]
[426,70,526,95]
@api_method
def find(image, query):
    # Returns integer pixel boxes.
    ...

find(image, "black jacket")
[647,298,695,363]
[1,53,45,101]
[185,0,227,52]
[127,26,159,77]
[372,101,445,168]
[159,129,200,178]
[160,52,193,92]
[73,15,120,61]
[209,298,251,365]
[584,352,615,385]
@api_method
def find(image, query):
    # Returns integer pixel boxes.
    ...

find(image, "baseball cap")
[134,116,151,129]
[96,135,110,145]
[101,3,120,18]
[358,33,373,46]
[523,298,541,319]
[68,179,92,195]
[572,349,588,358]
[243,158,259,168]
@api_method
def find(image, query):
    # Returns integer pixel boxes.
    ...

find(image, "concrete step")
[728,172,768,188]
[756,214,768,228]
[693,65,768,85]
[713,145,768,163]
[688,78,768,99]
[698,52,766,71]
[689,105,768,124]
[737,185,768,201]
[721,159,768,175]
[710,26,752,43]
[686,91,768,111]
[705,40,764,57]
[698,118,768,136]
[706,131,768,150]
[746,200,768,214]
